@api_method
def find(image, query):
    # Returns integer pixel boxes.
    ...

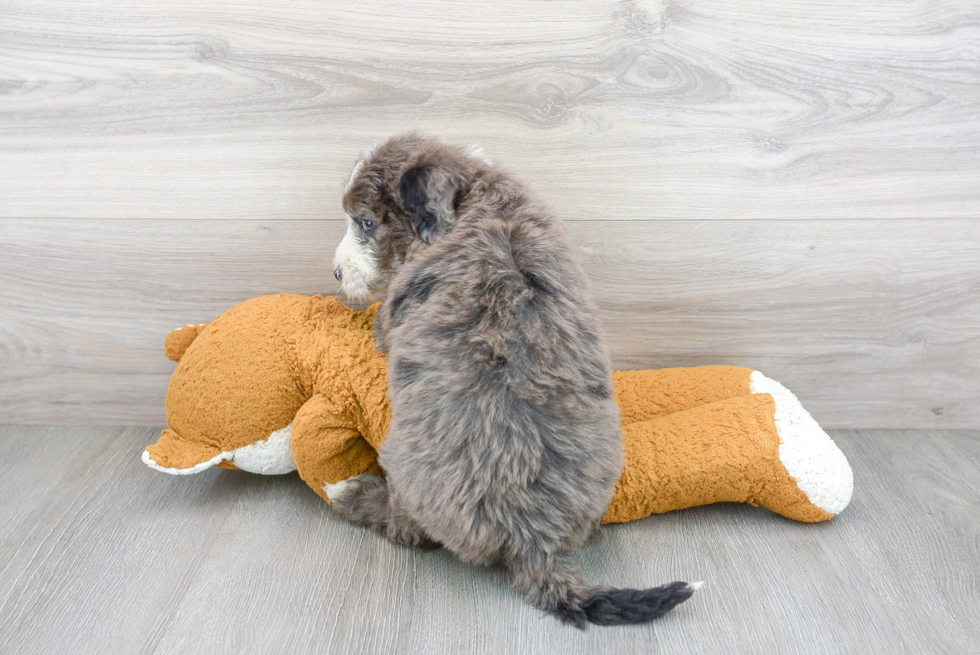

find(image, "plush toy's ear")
[164,323,208,362]
[396,163,463,243]
[142,428,228,475]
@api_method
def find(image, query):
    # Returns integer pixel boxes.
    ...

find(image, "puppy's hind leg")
[325,474,437,550]
[508,550,592,628]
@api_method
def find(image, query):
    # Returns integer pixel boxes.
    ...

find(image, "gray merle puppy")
[329,132,697,627]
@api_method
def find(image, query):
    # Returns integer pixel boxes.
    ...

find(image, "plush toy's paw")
[751,371,854,517]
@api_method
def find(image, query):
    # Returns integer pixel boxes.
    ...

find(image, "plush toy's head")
[143,294,361,475]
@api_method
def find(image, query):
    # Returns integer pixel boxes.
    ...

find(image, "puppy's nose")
[333,267,343,282]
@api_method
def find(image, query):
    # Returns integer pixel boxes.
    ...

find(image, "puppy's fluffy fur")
[331,133,695,627]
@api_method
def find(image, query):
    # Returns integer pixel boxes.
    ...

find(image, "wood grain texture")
[1,0,978,220]
[0,425,977,654]
[1,217,977,428]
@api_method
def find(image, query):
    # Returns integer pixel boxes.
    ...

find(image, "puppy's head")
[333,133,492,300]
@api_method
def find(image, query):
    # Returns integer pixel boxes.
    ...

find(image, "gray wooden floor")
[1,426,976,654]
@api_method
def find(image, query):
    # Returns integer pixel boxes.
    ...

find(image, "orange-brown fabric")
[151,294,834,523]
[150,295,392,479]
[145,428,223,469]
[291,393,384,503]
[604,393,832,524]
[613,366,754,425]
[164,324,208,363]
[161,295,311,464]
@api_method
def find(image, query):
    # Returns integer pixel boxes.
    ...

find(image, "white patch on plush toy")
[750,371,854,515]
[749,371,794,397]
[230,424,297,475]
[141,424,297,476]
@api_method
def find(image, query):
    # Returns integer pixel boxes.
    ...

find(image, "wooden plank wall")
[1,0,978,427]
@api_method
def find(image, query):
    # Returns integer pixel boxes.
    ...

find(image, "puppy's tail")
[576,582,700,626]
[510,552,699,628]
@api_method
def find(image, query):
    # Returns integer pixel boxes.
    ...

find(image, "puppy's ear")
[397,163,462,244]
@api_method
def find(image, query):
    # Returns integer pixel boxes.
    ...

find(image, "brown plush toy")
[143,294,853,524]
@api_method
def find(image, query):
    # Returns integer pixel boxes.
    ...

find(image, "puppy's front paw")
[324,476,360,506]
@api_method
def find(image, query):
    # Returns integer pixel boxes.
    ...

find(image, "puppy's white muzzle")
[333,219,378,300]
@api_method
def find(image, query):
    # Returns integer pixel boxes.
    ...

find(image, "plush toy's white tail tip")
[750,371,854,515]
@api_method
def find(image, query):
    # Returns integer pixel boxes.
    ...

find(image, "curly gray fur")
[330,132,695,627]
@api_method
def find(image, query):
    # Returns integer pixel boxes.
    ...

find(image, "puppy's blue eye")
[362,219,374,230]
